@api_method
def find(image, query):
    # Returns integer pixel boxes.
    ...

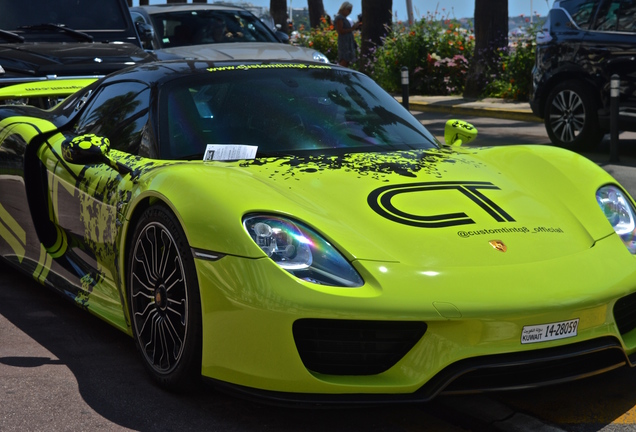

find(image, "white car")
[131,4,328,63]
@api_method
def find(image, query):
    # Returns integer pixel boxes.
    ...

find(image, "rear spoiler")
[0,78,99,100]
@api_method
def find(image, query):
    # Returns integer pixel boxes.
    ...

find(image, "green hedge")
[297,12,539,102]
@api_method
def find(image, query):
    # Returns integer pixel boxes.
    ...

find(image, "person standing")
[334,2,361,67]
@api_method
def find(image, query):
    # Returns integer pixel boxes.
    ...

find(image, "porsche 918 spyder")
[1,59,636,404]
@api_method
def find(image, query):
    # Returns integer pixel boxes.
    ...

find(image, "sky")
[141,1,554,20]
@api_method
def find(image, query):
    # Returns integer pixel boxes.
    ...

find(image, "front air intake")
[614,292,636,335]
[292,319,427,375]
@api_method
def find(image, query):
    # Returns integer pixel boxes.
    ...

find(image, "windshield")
[149,9,279,48]
[0,0,129,31]
[159,65,439,160]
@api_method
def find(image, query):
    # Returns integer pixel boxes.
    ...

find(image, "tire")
[544,81,604,150]
[128,204,202,392]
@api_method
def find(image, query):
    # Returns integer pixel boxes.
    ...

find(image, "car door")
[0,121,46,266]
[42,81,152,324]
[582,0,636,117]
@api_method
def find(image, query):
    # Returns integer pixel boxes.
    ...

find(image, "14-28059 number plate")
[521,319,579,344]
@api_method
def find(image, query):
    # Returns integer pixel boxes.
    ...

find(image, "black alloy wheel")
[544,81,604,150]
[128,204,202,391]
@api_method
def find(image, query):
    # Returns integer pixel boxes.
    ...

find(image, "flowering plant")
[296,17,362,65]
[296,11,540,101]
[367,10,475,95]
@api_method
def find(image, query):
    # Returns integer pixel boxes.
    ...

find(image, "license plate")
[521,318,579,344]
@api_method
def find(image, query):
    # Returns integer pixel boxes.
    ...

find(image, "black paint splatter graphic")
[239,148,484,182]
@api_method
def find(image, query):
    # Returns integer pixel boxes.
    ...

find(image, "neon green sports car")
[1,60,636,404]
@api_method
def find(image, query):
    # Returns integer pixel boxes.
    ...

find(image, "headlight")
[243,215,363,287]
[312,51,329,63]
[596,185,636,253]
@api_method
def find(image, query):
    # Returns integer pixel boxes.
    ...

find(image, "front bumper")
[206,336,627,406]
[193,232,636,402]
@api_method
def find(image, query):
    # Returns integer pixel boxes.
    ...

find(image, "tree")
[308,0,327,28]
[270,0,288,33]
[359,0,392,74]
[463,0,508,98]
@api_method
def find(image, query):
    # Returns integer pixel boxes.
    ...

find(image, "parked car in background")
[130,4,327,62]
[530,0,636,149]
[0,0,155,108]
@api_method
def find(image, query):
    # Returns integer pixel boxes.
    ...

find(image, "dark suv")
[0,0,155,107]
[530,0,636,149]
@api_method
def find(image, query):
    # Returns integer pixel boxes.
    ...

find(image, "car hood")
[158,42,324,62]
[150,145,618,267]
[0,43,154,80]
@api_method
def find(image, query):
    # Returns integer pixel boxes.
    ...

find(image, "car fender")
[120,163,274,261]
[483,144,626,241]
[533,61,601,119]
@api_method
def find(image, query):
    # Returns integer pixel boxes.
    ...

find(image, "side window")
[594,0,636,31]
[561,0,600,28]
[161,19,183,47]
[74,82,150,155]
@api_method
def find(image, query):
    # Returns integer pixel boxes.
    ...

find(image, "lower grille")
[437,336,627,395]
[206,336,629,407]
[614,292,636,335]
[292,319,427,375]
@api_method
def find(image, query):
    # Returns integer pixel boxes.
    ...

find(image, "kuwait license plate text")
[521,319,579,344]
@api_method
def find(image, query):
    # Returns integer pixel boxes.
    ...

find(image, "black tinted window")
[0,0,129,30]
[560,0,600,28]
[159,67,438,160]
[75,82,150,155]
[149,10,278,48]
[595,0,636,31]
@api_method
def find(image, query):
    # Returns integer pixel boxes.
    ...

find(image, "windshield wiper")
[0,29,24,43]
[17,23,93,42]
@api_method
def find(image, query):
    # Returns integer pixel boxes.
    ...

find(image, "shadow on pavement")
[0,260,463,431]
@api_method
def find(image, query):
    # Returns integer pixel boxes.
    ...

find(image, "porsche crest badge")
[489,240,507,252]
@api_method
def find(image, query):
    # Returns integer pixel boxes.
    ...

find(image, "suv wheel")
[544,81,604,150]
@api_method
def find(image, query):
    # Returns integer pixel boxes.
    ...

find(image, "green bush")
[296,17,361,66]
[482,19,540,101]
[296,18,338,63]
[296,13,539,101]
[365,11,474,95]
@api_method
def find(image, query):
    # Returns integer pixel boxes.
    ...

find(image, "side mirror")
[62,134,110,165]
[443,119,477,146]
[135,21,155,50]
[135,21,154,43]
[62,134,134,176]
[275,30,290,44]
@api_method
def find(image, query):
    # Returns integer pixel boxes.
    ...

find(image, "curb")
[395,96,543,123]
[409,101,543,123]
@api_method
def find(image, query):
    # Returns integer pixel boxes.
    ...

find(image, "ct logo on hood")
[367,181,515,228]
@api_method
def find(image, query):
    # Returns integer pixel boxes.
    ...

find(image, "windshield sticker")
[204,144,257,161]
[22,85,86,92]
[207,63,332,73]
